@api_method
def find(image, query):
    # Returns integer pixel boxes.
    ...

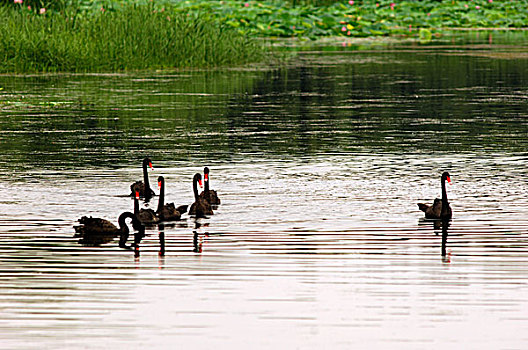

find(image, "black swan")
[189,173,214,218]
[133,191,160,225]
[199,166,221,205]
[418,171,452,220]
[130,157,155,198]
[156,176,188,221]
[73,211,142,247]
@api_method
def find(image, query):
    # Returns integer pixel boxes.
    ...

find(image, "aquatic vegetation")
[1,0,526,72]
[0,2,265,73]
[151,0,528,39]
[9,0,527,41]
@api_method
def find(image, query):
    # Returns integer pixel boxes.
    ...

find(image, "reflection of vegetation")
[244,45,528,155]
[0,34,527,172]
[0,3,264,73]
[0,70,266,169]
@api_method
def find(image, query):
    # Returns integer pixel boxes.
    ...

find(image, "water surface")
[1,32,528,349]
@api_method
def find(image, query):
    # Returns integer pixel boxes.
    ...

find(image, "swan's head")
[144,157,154,171]
[194,173,203,188]
[204,167,210,181]
[442,172,451,184]
[157,176,164,190]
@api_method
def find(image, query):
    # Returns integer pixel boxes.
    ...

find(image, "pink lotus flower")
[390,2,395,10]
[13,0,23,4]
[464,4,469,8]
[39,7,46,14]
[27,5,31,10]
[341,26,347,32]
[349,0,354,5]
[476,5,480,9]
[488,0,493,2]
[347,31,351,35]
[244,2,249,7]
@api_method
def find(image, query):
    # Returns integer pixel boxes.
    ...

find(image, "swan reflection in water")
[440,219,451,263]
[126,223,165,262]
[418,217,451,263]
[132,226,144,259]
[158,223,165,257]
[193,221,209,253]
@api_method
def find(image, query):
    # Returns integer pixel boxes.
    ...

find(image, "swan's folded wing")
[418,203,430,212]
[176,205,188,214]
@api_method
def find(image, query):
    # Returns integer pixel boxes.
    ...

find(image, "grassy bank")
[2,0,526,73]
[0,3,265,73]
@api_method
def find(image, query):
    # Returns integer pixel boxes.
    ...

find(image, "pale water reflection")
[1,33,528,349]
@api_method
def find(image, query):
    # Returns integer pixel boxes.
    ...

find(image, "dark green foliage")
[160,0,528,39]
[1,0,526,73]
[0,3,264,73]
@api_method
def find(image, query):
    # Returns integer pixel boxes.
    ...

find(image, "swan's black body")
[199,167,221,205]
[74,211,142,246]
[130,157,155,198]
[189,173,213,218]
[418,172,452,220]
[156,176,187,221]
[133,192,159,226]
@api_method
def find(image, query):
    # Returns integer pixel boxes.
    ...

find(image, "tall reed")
[0,4,265,73]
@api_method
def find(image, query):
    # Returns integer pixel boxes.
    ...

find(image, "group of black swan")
[74,158,452,248]
[74,158,221,246]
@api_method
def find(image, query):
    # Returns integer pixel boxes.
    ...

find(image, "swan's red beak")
[446,176,452,184]
[149,162,154,171]
[198,179,203,188]
[204,174,208,182]
[158,181,161,189]
[135,191,140,199]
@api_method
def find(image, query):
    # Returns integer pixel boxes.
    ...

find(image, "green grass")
[0,3,265,73]
[2,0,526,73]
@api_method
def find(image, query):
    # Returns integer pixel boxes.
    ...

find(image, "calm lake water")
[1,32,528,349]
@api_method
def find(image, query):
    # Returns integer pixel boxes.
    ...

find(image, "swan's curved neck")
[441,177,448,204]
[205,176,210,192]
[134,197,139,215]
[118,212,134,233]
[440,178,449,217]
[193,177,199,201]
[157,179,165,213]
[143,161,151,193]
